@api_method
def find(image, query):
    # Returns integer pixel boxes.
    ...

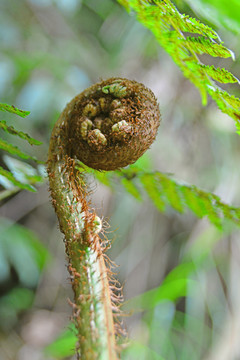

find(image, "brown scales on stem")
[47,78,160,359]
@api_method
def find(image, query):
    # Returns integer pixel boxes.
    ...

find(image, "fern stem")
[47,78,160,359]
[47,112,117,360]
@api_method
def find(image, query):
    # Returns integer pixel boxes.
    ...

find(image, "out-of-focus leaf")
[0,103,42,196]
[157,173,184,213]
[0,188,20,201]
[184,226,223,262]
[126,262,197,311]
[122,341,166,360]
[0,217,50,286]
[44,324,77,359]
[3,155,43,185]
[141,173,165,212]
[0,287,34,331]
[94,170,112,187]
[114,167,240,229]
[0,165,36,192]
[0,138,37,161]
[121,177,142,201]
[0,155,43,194]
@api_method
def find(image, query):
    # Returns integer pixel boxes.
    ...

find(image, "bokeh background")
[0,0,240,359]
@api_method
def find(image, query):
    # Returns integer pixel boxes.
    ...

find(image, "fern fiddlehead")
[47,78,160,359]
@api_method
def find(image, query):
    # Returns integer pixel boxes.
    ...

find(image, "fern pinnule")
[0,103,42,195]
[119,0,240,132]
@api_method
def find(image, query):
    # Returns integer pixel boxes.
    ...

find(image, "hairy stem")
[48,110,117,360]
[47,78,160,359]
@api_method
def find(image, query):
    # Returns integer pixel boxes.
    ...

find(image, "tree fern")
[118,0,240,132]
[85,165,240,229]
[0,103,43,196]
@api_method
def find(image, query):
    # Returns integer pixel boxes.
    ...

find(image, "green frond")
[140,173,165,211]
[93,171,112,187]
[0,121,42,146]
[0,104,43,197]
[121,177,142,201]
[118,0,240,132]
[0,103,30,118]
[207,87,240,129]
[156,173,184,213]
[126,261,197,311]
[180,185,208,218]
[209,88,240,109]
[141,171,240,228]
[0,138,38,161]
[198,65,239,84]
[179,14,219,39]
[95,166,240,229]
[184,37,233,58]
[3,155,43,184]
[0,166,36,192]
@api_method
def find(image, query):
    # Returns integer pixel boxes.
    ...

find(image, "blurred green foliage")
[0,103,43,194]
[44,324,77,359]
[0,217,49,331]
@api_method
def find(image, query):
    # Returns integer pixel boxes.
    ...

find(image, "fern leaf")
[207,87,240,130]
[179,14,219,39]
[156,173,184,213]
[220,204,240,224]
[147,172,240,228]
[3,155,42,184]
[121,177,142,201]
[0,166,35,192]
[110,167,240,229]
[94,171,112,187]
[199,65,239,84]
[0,103,30,118]
[184,37,233,58]
[209,88,240,109]
[119,0,240,133]
[0,104,42,196]
[0,138,37,161]
[0,121,42,146]
[180,185,207,218]
[140,173,165,211]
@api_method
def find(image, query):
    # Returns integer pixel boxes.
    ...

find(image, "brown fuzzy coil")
[62,77,160,170]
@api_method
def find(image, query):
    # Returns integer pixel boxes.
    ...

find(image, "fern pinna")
[118,0,240,133]
[0,103,42,198]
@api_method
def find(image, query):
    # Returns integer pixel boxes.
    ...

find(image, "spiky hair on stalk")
[47,78,160,359]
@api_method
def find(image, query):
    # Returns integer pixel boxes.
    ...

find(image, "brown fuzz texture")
[62,77,160,170]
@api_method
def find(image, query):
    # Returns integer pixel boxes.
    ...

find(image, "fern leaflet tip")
[0,103,30,118]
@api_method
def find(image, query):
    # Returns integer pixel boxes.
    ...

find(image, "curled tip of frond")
[59,78,160,171]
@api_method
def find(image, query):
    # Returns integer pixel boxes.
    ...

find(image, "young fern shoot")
[47,78,160,359]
